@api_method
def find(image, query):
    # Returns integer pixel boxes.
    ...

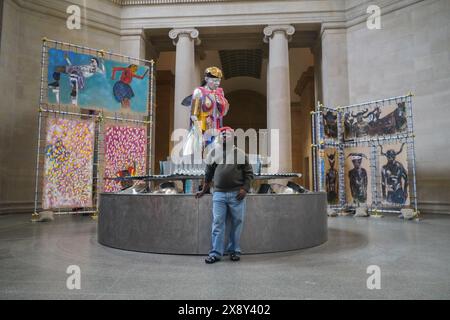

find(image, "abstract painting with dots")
[42,118,95,209]
[102,124,147,193]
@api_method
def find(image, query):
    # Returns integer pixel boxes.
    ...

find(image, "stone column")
[120,30,146,59]
[194,54,202,89]
[320,27,349,107]
[169,28,201,131]
[264,25,295,173]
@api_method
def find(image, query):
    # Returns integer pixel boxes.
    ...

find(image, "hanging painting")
[47,48,149,113]
[344,102,407,140]
[324,148,339,204]
[378,143,410,206]
[323,110,338,139]
[42,118,95,209]
[344,147,372,206]
[102,123,147,193]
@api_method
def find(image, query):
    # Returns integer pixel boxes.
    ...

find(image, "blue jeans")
[209,191,246,258]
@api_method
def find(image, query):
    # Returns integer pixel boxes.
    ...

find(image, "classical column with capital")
[169,28,201,131]
[264,25,295,173]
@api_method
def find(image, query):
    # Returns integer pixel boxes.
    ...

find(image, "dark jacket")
[205,147,254,192]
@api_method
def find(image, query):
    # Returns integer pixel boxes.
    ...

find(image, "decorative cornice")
[169,28,201,45]
[8,0,429,46]
[110,0,233,5]
[263,25,295,43]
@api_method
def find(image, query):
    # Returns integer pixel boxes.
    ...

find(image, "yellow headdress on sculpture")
[205,67,223,79]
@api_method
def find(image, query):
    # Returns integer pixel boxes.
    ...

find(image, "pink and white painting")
[103,124,147,192]
[42,118,95,209]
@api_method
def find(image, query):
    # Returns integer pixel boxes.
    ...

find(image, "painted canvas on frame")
[378,143,410,206]
[344,102,407,140]
[47,48,149,113]
[324,148,339,204]
[344,147,372,206]
[323,110,338,139]
[42,118,95,209]
[103,124,147,193]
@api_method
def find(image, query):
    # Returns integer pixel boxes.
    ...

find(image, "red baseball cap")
[218,127,234,133]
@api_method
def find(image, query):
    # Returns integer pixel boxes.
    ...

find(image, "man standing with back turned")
[196,127,254,264]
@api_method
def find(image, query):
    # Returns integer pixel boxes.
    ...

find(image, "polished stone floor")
[0,213,449,300]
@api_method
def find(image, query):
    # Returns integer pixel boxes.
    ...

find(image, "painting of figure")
[112,64,149,110]
[47,48,150,113]
[379,143,409,206]
[42,118,95,209]
[344,147,372,206]
[344,109,370,139]
[323,111,338,139]
[324,149,339,204]
[344,102,407,140]
[368,102,407,136]
[48,52,105,105]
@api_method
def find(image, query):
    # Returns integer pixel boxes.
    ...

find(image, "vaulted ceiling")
[219,49,263,79]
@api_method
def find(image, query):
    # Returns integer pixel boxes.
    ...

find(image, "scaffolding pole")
[318,102,326,192]
[337,108,346,210]
[311,111,318,192]
[406,94,419,215]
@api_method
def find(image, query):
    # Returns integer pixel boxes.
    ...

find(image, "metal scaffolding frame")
[33,39,156,219]
[312,94,418,216]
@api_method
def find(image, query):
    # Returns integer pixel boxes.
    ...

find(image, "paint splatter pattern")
[43,118,95,209]
[103,125,147,192]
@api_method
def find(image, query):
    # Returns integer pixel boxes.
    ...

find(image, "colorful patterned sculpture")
[182,67,230,156]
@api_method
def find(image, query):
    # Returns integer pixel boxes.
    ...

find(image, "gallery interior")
[0,0,449,300]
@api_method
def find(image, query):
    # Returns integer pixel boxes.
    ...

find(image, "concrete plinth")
[98,193,328,255]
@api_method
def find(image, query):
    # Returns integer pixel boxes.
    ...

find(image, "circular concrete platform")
[98,193,328,255]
